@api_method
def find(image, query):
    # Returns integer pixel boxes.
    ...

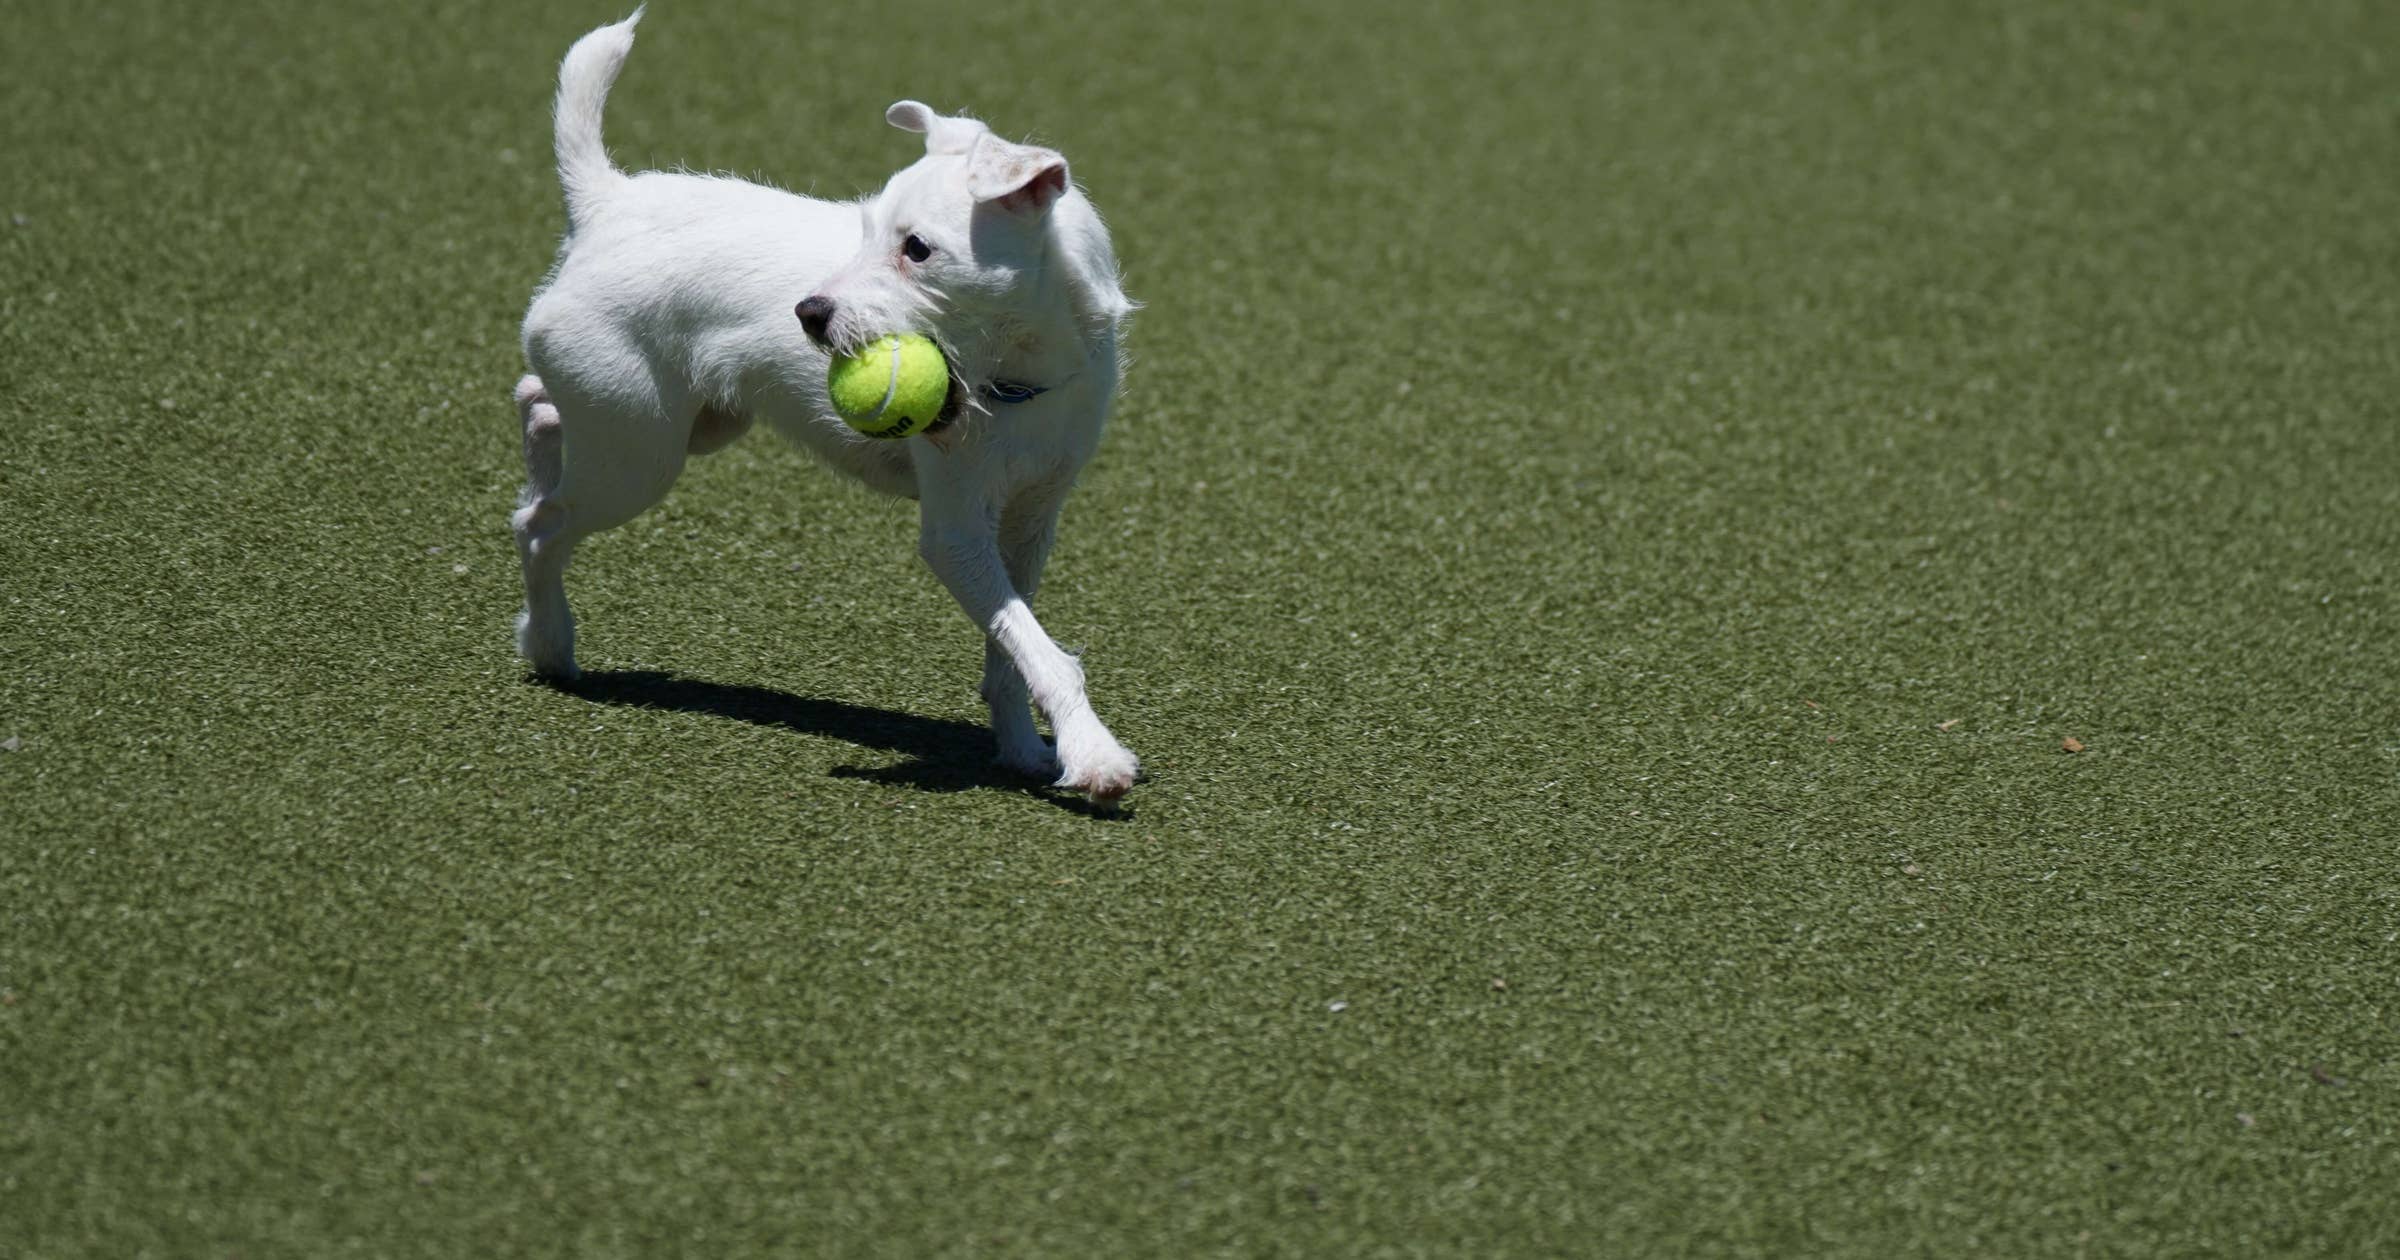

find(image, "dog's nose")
[795,295,836,347]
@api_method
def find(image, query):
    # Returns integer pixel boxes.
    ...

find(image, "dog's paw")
[1056,742,1140,805]
[523,654,582,684]
[996,740,1062,782]
[514,609,580,681]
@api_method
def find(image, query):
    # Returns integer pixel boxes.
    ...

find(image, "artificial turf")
[4,0,2397,1254]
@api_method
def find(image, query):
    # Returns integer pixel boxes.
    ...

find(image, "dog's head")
[795,102,1128,438]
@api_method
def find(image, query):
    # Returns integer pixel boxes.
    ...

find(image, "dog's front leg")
[977,477,1076,780]
[916,490,1137,803]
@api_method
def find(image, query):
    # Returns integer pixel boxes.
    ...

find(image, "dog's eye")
[902,234,934,263]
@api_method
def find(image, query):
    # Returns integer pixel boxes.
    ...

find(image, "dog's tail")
[553,9,642,233]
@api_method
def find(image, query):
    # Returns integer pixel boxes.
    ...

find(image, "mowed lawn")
[4,0,2396,1254]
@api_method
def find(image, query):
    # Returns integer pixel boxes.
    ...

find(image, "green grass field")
[5,0,2397,1254]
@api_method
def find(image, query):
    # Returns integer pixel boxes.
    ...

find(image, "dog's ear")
[886,100,985,156]
[968,141,1070,217]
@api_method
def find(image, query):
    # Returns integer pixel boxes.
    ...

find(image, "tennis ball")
[827,334,950,439]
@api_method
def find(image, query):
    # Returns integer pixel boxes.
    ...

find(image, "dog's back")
[523,26,903,496]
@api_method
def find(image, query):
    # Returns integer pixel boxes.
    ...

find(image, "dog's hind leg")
[512,375,583,679]
[508,364,695,680]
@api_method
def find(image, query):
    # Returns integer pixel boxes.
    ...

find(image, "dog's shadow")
[557,669,1120,817]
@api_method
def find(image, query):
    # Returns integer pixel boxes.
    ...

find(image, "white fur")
[513,13,1141,802]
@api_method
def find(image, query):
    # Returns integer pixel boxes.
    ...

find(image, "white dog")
[512,13,1141,802]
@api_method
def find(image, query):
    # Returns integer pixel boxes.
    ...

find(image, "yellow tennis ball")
[826,334,949,439]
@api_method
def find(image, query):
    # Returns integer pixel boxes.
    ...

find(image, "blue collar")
[982,379,1050,406]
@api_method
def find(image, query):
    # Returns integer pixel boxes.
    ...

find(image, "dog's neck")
[986,245,1113,391]
[990,316,1096,392]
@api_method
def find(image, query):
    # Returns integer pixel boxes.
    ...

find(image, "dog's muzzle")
[796,297,964,439]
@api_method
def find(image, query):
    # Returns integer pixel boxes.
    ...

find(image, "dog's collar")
[981,379,1051,406]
